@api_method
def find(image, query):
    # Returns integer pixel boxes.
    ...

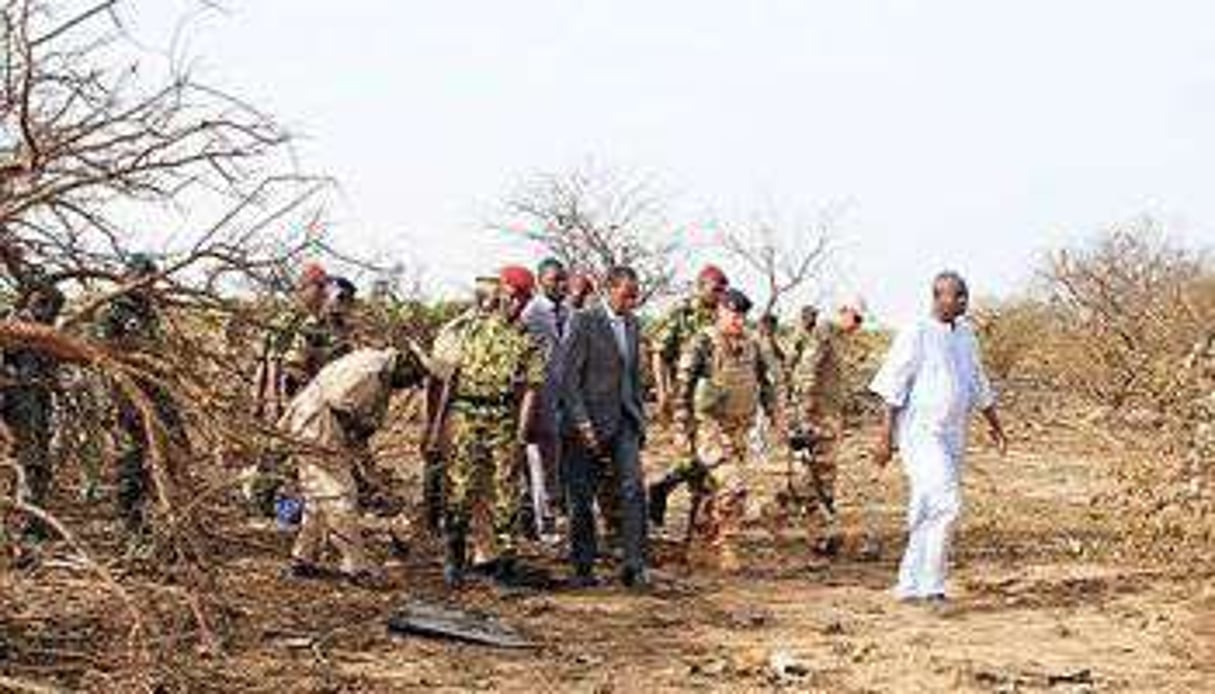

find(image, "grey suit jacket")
[559,304,645,441]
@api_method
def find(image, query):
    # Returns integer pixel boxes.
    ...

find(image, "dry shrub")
[978,218,1215,561]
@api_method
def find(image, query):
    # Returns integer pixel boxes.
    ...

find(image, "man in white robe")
[870,271,1007,602]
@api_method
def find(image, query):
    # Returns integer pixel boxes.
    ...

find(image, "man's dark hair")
[331,276,357,301]
[933,270,969,298]
[605,265,638,287]
[537,257,566,276]
[759,313,779,330]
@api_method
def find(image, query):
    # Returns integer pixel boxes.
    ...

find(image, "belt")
[451,393,515,409]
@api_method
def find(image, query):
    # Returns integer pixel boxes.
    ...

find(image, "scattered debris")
[387,602,535,649]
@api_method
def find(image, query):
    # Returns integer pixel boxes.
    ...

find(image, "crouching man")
[279,346,428,587]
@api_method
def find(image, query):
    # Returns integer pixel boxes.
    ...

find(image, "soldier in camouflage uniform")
[280,264,340,398]
[253,264,335,422]
[1,276,66,540]
[325,276,360,360]
[97,254,190,536]
[650,265,729,415]
[421,275,500,534]
[646,265,730,527]
[783,302,864,556]
[672,288,776,571]
[439,267,544,587]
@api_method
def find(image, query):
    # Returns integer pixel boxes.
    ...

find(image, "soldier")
[420,275,500,534]
[783,301,865,557]
[281,263,338,397]
[651,265,729,415]
[325,276,359,359]
[672,288,776,571]
[1,276,66,541]
[645,265,730,526]
[97,254,190,537]
[281,346,428,587]
[439,267,544,587]
[253,263,333,422]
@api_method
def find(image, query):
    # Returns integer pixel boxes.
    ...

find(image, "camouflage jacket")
[786,322,845,409]
[451,313,545,417]
[676,327,775,426]
[271,309,338,387]
[652,298,717,368]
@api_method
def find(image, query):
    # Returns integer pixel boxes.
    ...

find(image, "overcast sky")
[131,0,1215,324]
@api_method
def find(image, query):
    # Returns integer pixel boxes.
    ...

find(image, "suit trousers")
[567,417,646,575]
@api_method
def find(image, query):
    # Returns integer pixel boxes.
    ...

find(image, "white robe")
[870,317,994,598]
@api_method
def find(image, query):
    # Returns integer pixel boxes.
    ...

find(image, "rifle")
[786,427,837,525]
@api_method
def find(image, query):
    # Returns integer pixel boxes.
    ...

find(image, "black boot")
[647,473,685,528]
[444,519,467,588]
[422,455,444,535]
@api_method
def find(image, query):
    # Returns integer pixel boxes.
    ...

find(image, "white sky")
[129,0,1215,324]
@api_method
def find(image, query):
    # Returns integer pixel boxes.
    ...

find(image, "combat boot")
[444,523,468,589]
[647,473,684,527]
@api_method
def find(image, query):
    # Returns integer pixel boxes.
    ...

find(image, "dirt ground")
[3,413,1214,692]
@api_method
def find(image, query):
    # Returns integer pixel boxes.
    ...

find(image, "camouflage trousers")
[783,406,842,541]
[2,387,54,541]
[688,416,755,570]
[115,377,189,534]
[444,407,521,566]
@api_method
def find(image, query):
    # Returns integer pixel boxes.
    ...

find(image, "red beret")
[697,264,728,285]
[499,265,536,294]
[299,263,328,287]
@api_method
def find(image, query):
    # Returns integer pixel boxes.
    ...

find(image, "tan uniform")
[785,322,847,542]
[677,328,775,569]
[280,348,412,574]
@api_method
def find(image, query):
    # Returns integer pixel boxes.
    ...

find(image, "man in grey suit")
[560,265,649,588]
[520,258,569,535]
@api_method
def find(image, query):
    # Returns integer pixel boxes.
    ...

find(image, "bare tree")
[495,163,680,300]
[717,204,838,316]
[1028,215,1212,410]
[1,0,327,298]
[0,0,333,664]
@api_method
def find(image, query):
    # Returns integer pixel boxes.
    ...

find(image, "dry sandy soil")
[3,415,1214,692]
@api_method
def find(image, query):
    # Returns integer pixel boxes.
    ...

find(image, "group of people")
[258,256,1006,604]
[1,249,1006,605]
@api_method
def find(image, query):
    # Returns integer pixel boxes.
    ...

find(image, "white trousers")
[896,430,963,599]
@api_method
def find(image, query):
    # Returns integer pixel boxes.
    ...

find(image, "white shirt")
[603,303,630,362]
[870,316,994,451]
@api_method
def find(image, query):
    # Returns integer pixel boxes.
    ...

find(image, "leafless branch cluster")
[1,0,328,298]
[497,163,680,300]
[1037,216,1210,409]
[716,205,837,316]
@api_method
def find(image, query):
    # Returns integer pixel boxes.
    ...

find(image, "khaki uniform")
[443,314,545,567]
[784,323,846,539]
[676,328,775,568]
[280,348,419,574]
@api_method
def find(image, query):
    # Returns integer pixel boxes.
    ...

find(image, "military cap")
[720,288,753,314]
